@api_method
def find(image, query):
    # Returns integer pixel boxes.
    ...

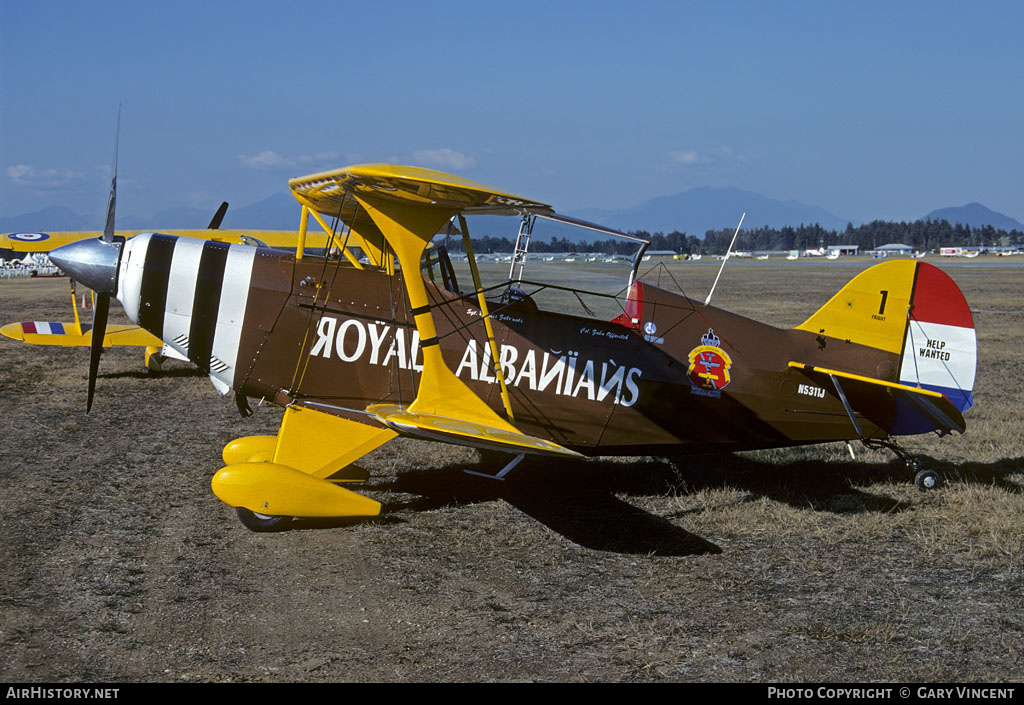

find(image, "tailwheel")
[914,469,942,491]
[235,507,291,532]
[861,438,934,490]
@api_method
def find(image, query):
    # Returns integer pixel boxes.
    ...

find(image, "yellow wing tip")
[1,323,27,341]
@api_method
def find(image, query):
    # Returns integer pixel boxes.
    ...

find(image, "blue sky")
[2,1,1022,226]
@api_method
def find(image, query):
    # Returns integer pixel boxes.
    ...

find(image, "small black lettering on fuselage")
[797,383,826,399]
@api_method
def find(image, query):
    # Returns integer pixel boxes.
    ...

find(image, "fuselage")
[115,233,899,455]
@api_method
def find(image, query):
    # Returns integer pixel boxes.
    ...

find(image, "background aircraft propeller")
[207,201,228,230]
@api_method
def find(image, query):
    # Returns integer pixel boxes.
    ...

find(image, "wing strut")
[828,373,864,438]
[459,214,515,423]
[291,193,364,269]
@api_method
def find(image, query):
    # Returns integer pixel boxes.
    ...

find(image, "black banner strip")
[188,241,230,371]
[138,234,177,340]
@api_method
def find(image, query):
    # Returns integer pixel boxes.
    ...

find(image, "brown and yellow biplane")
[50,164,977,530]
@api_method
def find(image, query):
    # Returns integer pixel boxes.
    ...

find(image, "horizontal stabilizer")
[367,403,582,457]
[891,385,965,435]
[789,362,966,436]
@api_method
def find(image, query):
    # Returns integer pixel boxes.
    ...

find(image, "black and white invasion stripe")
[118,233,257,393]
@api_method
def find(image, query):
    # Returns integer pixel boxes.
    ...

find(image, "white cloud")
[670,150,701,165]
[412,148,476,171]
[7,164,84,189]
[238,148,475,172]
[238,150,341,170]
[669,145,743,166]
[238,150,292,168]
[708,145,737,160]
[186,190,215,207]
[310,151,339,164]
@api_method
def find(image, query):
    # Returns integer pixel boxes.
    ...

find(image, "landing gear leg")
[464,453,525,481]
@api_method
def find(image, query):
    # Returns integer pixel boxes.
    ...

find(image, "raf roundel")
[7,232,50,242]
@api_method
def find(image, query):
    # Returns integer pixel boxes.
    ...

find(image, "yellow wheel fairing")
[222,435,278,465]
[211,462,381,518]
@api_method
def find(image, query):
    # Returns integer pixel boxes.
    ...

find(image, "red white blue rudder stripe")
[894,263,976,433]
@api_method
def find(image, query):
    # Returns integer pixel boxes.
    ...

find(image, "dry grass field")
[1,259,1021,682]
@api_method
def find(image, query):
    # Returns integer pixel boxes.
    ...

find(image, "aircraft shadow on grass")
[345,452,1022,556]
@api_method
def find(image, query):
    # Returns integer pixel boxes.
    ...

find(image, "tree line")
[443,219,1024,255]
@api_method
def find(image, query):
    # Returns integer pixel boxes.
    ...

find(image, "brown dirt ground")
[1,260,1021,683]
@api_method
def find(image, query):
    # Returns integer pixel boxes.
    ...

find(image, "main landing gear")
[235,508,290,532]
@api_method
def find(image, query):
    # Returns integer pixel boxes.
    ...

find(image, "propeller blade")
[102,106,121,244]
[87,106,121,411]
[87,292,110,413]
[207,201,229,230]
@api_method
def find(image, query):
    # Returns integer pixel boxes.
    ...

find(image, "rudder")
[897,262,976,414]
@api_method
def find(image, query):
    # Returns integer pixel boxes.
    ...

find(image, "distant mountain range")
[572,187,852,234]
[0,205,94,232]
[923,203,1023,230]
[2,190,1020,237]
[0,193,308,233]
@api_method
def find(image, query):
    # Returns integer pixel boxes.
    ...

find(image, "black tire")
[915,469,941,491]
[235,507,290,531]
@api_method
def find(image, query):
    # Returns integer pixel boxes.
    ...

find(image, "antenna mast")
[704,212,745,306]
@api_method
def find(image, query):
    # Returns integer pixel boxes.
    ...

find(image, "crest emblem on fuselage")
[687,328,732,398]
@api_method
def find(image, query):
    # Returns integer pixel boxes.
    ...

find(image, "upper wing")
[290,163,554,221]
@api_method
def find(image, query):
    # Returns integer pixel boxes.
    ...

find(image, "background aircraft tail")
[796,260,976,433]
